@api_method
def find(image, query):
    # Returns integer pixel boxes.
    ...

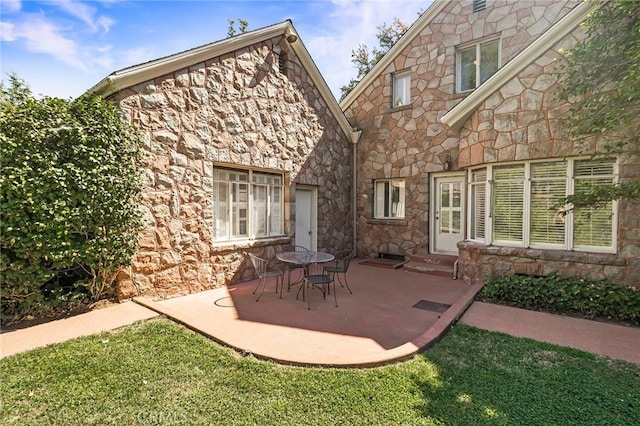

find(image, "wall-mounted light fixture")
[443,153,451,171]
[285,30,298,43]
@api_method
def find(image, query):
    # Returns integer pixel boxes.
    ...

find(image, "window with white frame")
[213,168,283,241]
[456,38,500,92]
[468,158,616,252]
[392,71,411,108]
[469,168,487,240]
[374,179,405,219]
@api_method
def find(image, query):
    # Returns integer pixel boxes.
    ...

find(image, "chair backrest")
[248,253,267,277]
[294,245,309,252]
[342,251,355,270]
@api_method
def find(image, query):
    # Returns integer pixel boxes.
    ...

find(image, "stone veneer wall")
[456,21,640,288]
[458,240,640,288]
[344,0,575,258]
[111,36,351,299]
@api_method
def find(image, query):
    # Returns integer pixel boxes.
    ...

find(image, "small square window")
[374,179,405,219]
[392,72,411,108]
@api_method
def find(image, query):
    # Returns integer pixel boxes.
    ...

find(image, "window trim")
[212,167,285,243]
[391,71,412,108]
[467,158,618,253]
[456,37,501,93]
[373,178,406,219]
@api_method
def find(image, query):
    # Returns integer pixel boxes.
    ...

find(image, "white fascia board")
[88,22,292,97]
[441,1,599,132]
[88,20,353,140]
[289,37,354,138]
[339,0,449,110]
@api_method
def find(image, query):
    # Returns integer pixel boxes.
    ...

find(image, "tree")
[0,76,145,314]
[557,0,640,207]
[227,19,249,37]
[339,18,409,101]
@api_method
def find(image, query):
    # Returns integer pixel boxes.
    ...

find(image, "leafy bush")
[479,273,640,325]
[1,76,145,316]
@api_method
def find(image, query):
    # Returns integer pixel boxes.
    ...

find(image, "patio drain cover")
[412,300,451,313]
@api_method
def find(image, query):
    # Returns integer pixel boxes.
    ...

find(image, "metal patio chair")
[286,245,309,291]
[249,253,283,302]
[301,261,338,310]
[323,250,355,294]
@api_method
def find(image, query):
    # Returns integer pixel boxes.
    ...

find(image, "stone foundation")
[458,241,638,288]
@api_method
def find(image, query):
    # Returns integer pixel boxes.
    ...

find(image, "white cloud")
[1,0,22,14]
[0,21,17,41]
[5,15,85,68]
[47,0,114,33]
[305,0,429,98]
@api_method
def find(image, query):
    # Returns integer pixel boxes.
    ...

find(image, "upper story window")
[213,168,284,242]
[456,38,500,92]
[468,158,617,253]
[374,179,406,219]
[392,71,411,108]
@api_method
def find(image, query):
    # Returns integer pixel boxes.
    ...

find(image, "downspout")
[350,128,362,254]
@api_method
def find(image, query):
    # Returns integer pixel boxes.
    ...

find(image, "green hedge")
[479,273,640,326]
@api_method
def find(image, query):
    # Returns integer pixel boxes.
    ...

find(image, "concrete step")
[403,253,457,278]
[408,253,457,267]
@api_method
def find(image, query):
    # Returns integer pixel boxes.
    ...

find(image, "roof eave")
[339,0,449,110]
[441,1,599,132]
[88,22,291,97]
[289,35,354,138]
[87,20,353,140]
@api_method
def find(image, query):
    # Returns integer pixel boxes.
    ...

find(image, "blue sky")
[1,0,432,100]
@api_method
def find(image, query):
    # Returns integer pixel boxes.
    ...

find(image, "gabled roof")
[339,0,449,110]
[88,20,354,139]
[441,1,599,132]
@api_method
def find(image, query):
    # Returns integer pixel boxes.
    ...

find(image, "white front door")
[295,187,317,250]
[432,175,465,254]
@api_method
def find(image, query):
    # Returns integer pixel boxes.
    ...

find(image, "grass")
[1,319,638,425]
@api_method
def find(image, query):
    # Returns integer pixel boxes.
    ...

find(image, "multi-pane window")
[213,168,283,241]
[392,71,411,108]
[469,158,616,252]
[374,179,405,219]
[457,38,500,92]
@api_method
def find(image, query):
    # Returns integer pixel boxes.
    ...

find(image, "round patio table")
[277,251,335,306]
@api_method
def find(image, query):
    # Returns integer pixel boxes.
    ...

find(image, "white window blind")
[213,169,283,241]
[530,161,567,246]
[492,164,525,243]
[573,159,615,249]
[470,168,486,240]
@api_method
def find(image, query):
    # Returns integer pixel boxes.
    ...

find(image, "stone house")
[341,0,640,287]
[92,1,640,299]
[90,21,356,299]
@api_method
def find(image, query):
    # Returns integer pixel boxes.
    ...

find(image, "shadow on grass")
[410,325,640,425]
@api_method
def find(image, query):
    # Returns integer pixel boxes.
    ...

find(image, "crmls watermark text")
[136,410,189,424]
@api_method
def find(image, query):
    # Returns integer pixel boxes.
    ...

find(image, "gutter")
[350,128,362,253]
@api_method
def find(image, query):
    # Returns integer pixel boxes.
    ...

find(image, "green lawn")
[1,319,638,425]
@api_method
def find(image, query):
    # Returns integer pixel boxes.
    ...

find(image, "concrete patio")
[135,259,481,367]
